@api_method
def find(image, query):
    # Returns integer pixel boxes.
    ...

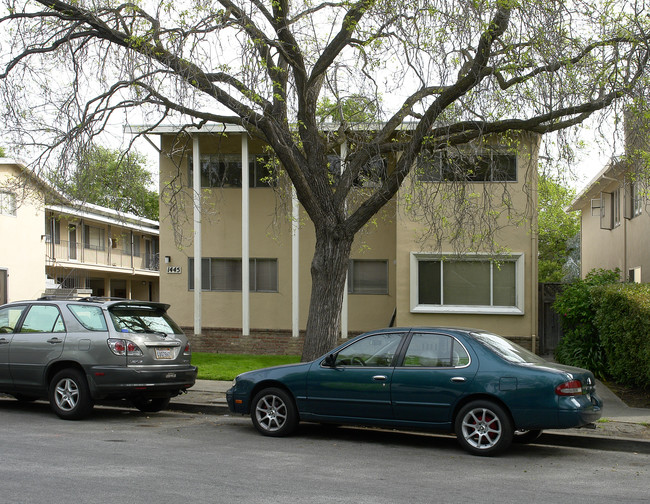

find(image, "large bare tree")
[2,0,650,360]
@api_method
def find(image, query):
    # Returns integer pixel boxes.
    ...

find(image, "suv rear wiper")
[146,330,168,338]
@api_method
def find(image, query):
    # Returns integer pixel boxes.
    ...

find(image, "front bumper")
[87,365,198,400]
[226,387,249,414]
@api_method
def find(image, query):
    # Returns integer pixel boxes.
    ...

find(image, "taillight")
[555,380,583,396]
[108,338,143,356]
[183,342,191,355]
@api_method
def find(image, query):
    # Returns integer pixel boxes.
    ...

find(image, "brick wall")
[183,327,360,355]
[185,327,535,355]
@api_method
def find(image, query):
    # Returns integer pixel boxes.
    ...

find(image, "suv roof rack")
[76,296,129,303]
[38,294,80,301]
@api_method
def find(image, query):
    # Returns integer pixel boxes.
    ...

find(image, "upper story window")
[417,150,517,182]
[327,154,388,187]
[632,180,643,217]
[593,189,622,230]
[0,191,16,216]
[614,188,621,227]
[188,154,272,188]
[84,225,105,251]
[115,233,140,256]
[624,178,645,220]
[46,217,61,244]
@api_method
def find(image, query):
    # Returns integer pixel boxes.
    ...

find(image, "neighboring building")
[0,159,48,303]
[569,112,650,283]
[147,125,540,354]
[44,202,160,300]
[0,158,160,303]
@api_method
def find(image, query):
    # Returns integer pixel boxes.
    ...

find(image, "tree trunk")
[301,229,353,361]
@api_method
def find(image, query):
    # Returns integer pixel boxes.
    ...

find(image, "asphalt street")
[0,401,649,504]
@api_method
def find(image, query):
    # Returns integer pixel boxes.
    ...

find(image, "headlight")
[231,377,238,388]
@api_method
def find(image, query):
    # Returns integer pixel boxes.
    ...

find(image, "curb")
[167,398,650,452]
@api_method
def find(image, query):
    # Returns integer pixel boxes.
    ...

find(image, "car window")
[471,331,545,364]
[68,304,108,331]
[20,305,65,333]
[0,305,28,333]
[403,332,470,367]
[109,306,183,335]
[334,333,403,367]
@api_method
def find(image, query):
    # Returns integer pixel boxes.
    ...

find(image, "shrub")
[553,268,621,377]
[594,283,650,388]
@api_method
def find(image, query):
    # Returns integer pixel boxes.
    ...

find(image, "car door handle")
[0,338,9,344]
[47,337,63,344]
[451,377,466,383]
[373,375,388,381]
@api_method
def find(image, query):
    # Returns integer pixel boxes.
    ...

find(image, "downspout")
[530,146,538,354]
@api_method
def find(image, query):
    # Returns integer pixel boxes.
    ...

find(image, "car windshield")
[109,305,183,335]
[471,331,546,364]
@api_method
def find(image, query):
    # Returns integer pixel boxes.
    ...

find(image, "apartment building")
[148,126,540,353]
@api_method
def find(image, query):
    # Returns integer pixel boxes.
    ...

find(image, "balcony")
[46,240,159,272]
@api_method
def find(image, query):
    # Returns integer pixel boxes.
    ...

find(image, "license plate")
[155,347,173,359]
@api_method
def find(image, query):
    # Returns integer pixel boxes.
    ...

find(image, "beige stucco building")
[0,158,160,303]
[569,111,650,282]
[151,126,540,353]
[0,159,48,302]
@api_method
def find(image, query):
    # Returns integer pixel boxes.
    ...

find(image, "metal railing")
[46,240,159,271]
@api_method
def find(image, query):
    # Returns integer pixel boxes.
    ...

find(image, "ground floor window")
[188,257,278,292]
[410,252,524,314]
[348,259,389,294]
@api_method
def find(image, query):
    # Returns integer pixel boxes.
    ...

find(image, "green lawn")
[191,353,301,381]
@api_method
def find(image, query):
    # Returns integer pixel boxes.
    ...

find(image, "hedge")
[593,283,650,389]
[553,269,620,378]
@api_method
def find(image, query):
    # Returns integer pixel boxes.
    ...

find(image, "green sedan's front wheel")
[251,387,298,437]
[455,400,513,456]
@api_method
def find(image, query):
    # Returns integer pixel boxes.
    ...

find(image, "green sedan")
[227,327,602,456]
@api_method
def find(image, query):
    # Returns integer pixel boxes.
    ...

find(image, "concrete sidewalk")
[169,378,650,444]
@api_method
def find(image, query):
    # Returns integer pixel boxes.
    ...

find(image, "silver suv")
[0,297,197,419]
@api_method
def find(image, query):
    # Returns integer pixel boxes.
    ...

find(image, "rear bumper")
[86,365,198,400]
[556,392,603,428]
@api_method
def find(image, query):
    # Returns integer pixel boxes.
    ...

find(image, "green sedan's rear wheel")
[455,400,513,456]
[251,387,298,437]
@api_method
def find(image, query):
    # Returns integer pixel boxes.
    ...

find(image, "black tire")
[454,400,513,456]
[513,429,543,444]
[49,368,94,420]
[132,397,171,413]
[250,387,298,437]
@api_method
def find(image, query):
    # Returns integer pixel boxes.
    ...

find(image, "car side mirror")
[323,353,337,367]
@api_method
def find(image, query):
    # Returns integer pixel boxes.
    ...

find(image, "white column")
[340,141,348,339]
[291,186,300,338]
[193,135,202,337]
[241,134,250,336]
